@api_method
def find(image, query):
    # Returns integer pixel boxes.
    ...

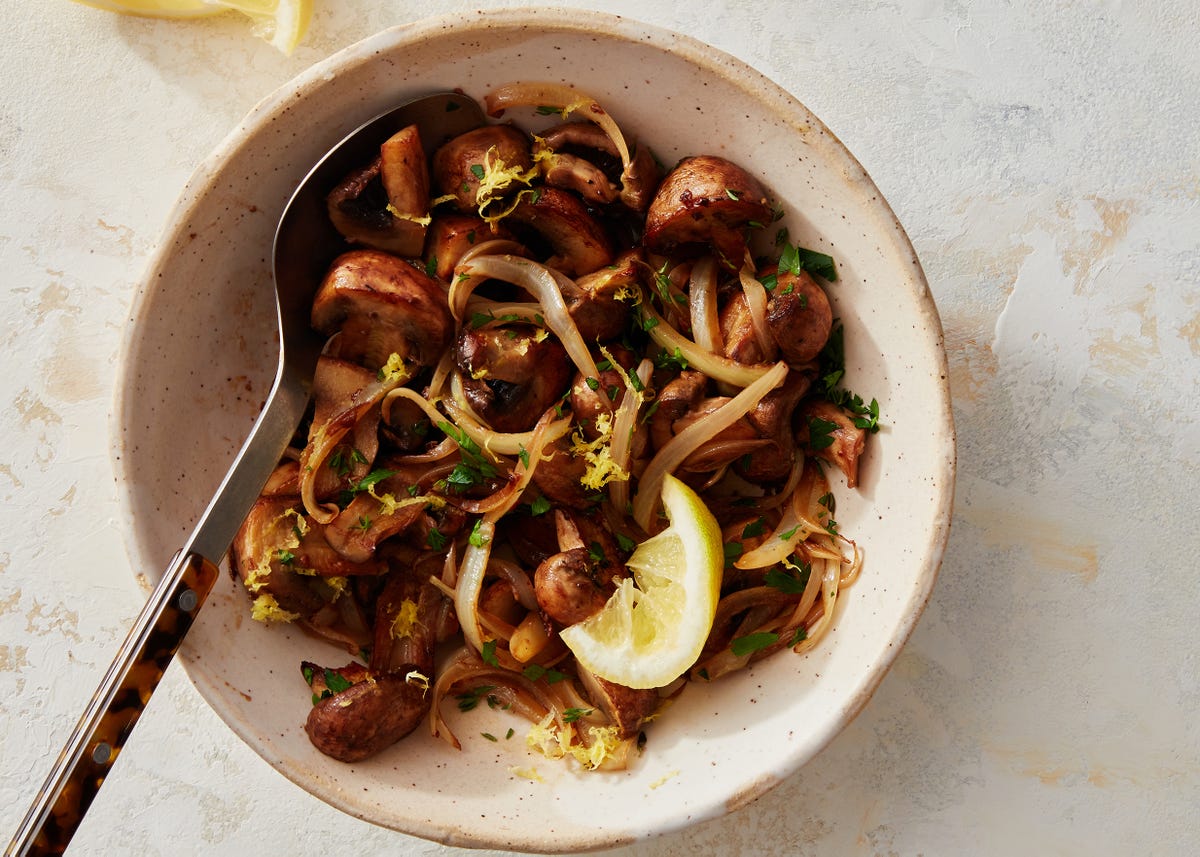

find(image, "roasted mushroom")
[798,399,868,488]
[326,125,430,258]
[643,155,772,269]
[432,124,533,214]
[455,325,573,433]
[311,249,453,370]
[506,186,614,276]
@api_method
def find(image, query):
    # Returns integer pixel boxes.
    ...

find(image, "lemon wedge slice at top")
[559,474,723,689]
[72,0,312,55]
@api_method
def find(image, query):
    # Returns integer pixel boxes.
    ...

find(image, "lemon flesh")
[71,0,312,54]
[559,474,723,689]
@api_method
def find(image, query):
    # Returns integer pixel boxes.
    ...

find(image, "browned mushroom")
[311,249,453,370]
[536,121,660,212]
[455,325,572,432]
[505,186,613,276]
[432,124,533,214]
[533,510,618,626]
[326,125,431,258]
[670,397,771,473]
[798,399,867,488]
[558,248,639,341]
[618,143,661,212]
[423,214,512,280]
[530,436,594,510]
[568,344,638,439]
[303,667,431,762]
[230,496,382,623]
[643,155,772,269]
[765,268,833,366]
[577,667,659,739]
[719,290,768,366]
[379,125,430,226]
[648,369,707,452]
[735,369,813,483]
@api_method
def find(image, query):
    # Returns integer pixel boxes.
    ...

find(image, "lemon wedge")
[559,474,723,689]
[72,0,312,55]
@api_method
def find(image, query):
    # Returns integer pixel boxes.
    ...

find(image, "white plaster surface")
[1,1,1196,855]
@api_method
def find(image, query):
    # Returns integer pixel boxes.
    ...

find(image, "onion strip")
[632,361,788,531]
[461,255,600,382]
[484,82,632,169]
[738,254,778,361]
[642,299,773,388]
[688,256,722,354]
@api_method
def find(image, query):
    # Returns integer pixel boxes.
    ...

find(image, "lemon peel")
[70,0,312,55]
[559,474,723,689]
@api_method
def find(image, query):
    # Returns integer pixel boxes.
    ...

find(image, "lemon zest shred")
[568,725,624,770]
[250,593,299,624]
[378,352,409,384]
[570,410,628,491]
[385,203,432,226]
[390,598,422,639]
[508,765,544,783]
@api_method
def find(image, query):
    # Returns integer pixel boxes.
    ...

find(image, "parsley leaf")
[765,562,812,595]
[731,632,779,657]
[324,669,353,695]
[481,639,499,667]
[807,416,839,450]
[529,495,552,516]
[563,707,593,723]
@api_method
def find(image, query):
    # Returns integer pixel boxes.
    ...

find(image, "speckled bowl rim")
[110,7,955,851]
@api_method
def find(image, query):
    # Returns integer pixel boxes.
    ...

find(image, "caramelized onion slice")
[632,361,788,531]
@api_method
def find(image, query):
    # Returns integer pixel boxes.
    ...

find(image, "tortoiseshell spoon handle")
[6,552,219,856]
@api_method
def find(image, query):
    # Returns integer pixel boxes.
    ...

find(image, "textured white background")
[2,1,1198,854]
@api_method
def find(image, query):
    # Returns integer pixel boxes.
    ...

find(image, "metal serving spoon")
[7,91,486,856]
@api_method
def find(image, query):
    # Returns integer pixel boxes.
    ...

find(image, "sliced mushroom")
[558,248,639,341]
[648,369,707,452]
[577,667,660,739]
[765,268,833,366]
[304,667,431,762]
[379,125,430,225]
[230,496,374,622]
[424,214,512,280]
[530,436,594,510]
[537,121,660,212]
[307,356,379,492]
[311,249,453,370]
[670,396,769,473]
[643,155,772,269]
[370,568,444,676]
[540,151,619,205]
[798,399,867,488]
[326,156,426,258]
[719,290,767,365]
[432,124,533,214]
[618,143,661,212]
[735,368,813,483]
[506,186,614,276]
[325,493,426,564]
[456,325,572,432]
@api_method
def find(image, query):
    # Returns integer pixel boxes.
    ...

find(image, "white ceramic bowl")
[113,8,954,851]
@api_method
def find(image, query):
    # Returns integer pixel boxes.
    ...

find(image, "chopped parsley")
[807,415,839,450]
[731,631,779,657]
[468,519,490,548]
[481,639,499,667]
[562,707,593,723]
[764,561,812,595]
[439,421,499,490]
[426,528,448,551]
[779,243,838,282]
[455,684,497,712]
[521,663,567,684]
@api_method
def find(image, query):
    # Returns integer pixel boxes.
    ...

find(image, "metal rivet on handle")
[91,742,112,765]
[178,589,198,612]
